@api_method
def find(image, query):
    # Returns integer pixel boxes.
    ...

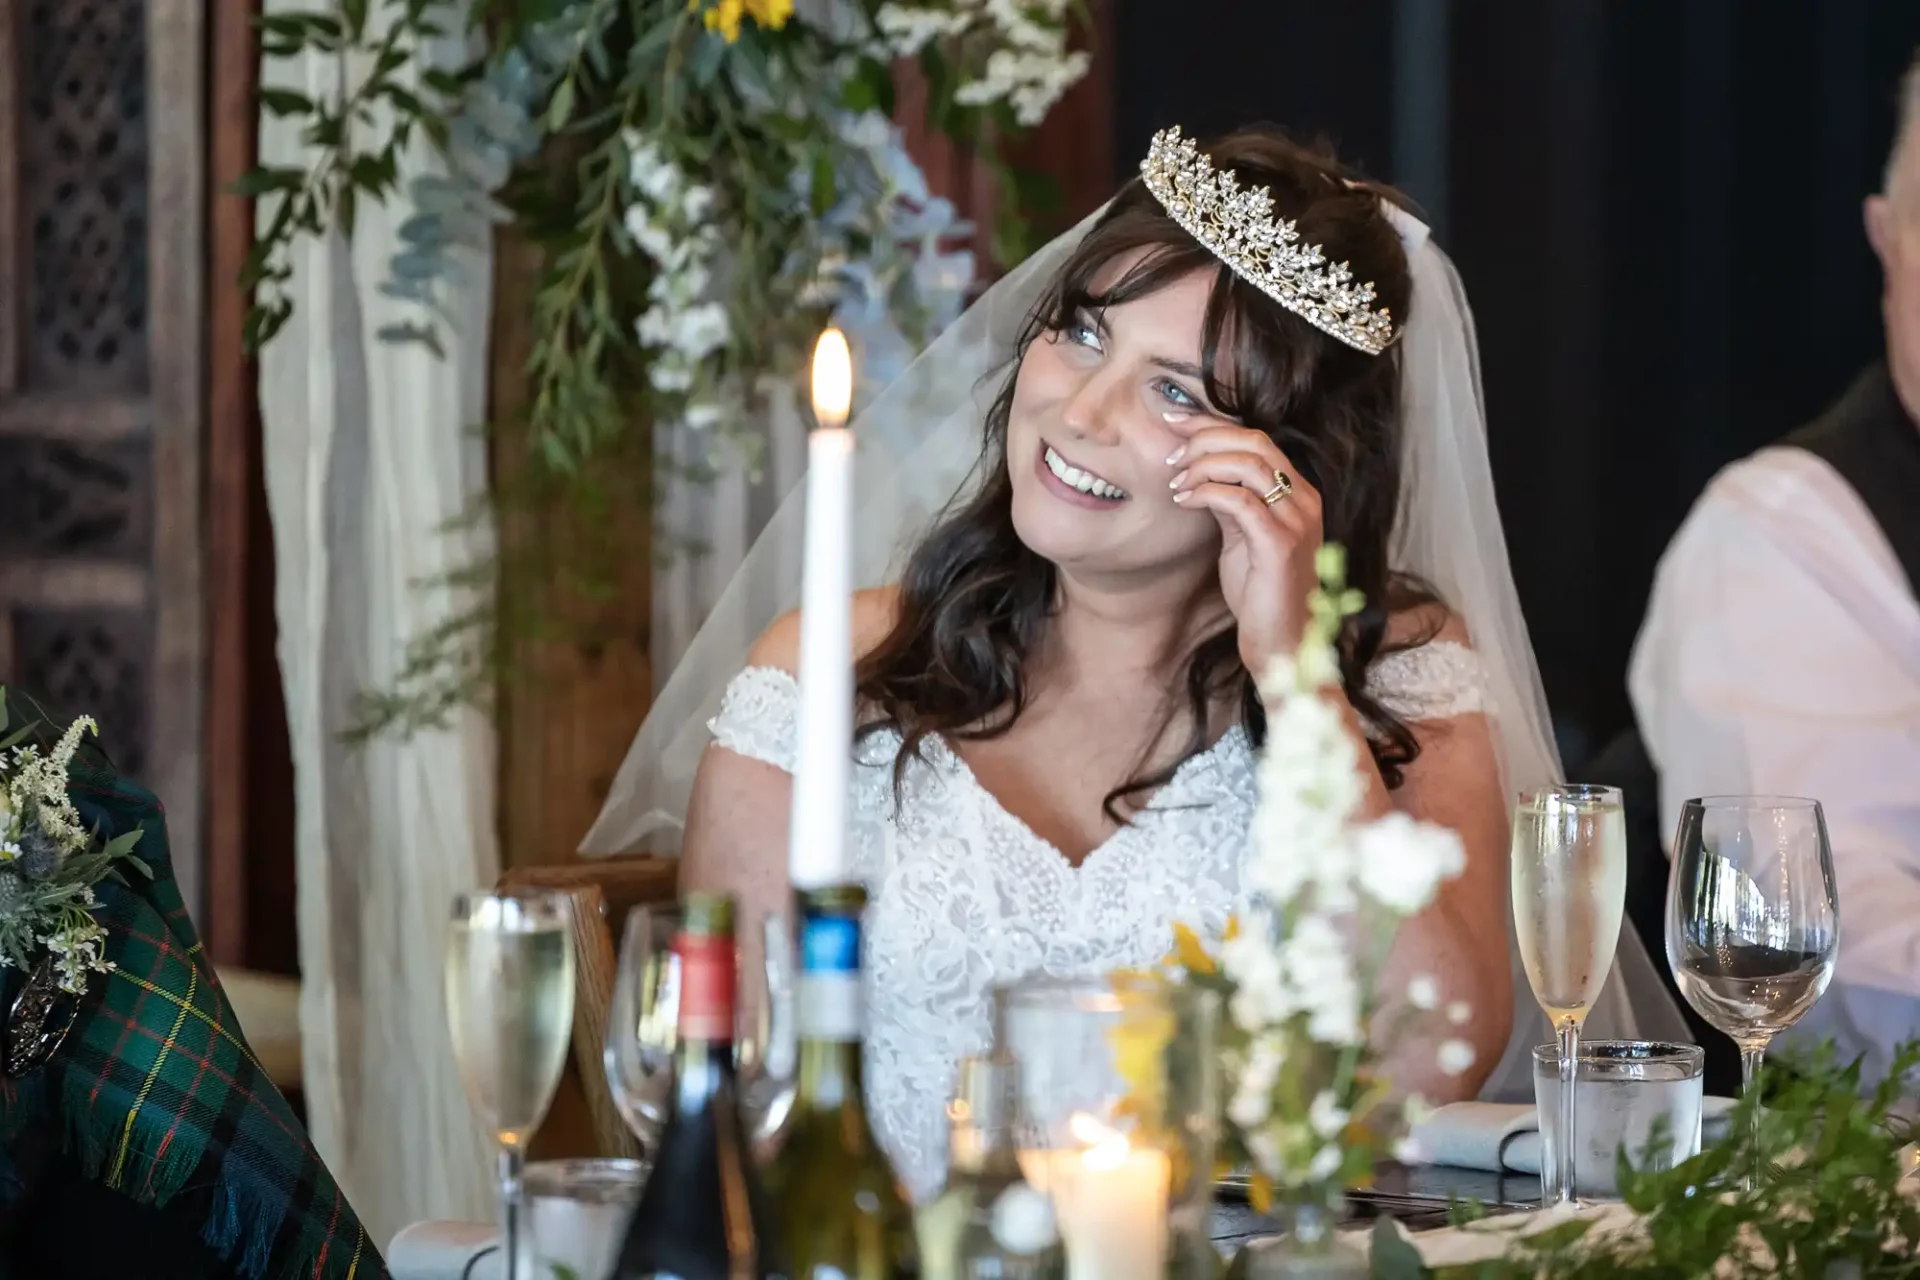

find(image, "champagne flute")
[1666,796,1838,1186]
[605,904,796,1157]
[445,891,576,1280]
[1511,783,1627,1206]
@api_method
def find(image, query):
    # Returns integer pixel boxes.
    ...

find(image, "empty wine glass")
[1511,784,1627,1206]
[1666,796,1839,1185]
[445,890,576,1280]
[604,904,795,1157]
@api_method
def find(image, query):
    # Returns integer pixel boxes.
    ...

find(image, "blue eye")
[1158,379,1199,409]
[1066,320,1101,349]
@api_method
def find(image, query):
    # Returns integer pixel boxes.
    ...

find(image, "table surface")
[1210,1163,1541,1251]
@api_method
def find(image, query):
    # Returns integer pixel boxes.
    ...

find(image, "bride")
[586,125,1686,1201]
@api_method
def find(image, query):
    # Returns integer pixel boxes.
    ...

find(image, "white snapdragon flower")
[1436,1039,1476,1077]
[624,209,677,266]
[1307,1090,1349,1140]
[649,362,696,394]
[674,303,731,360]
[1227,1080,1271,1130]
[1279,913,1362,1046]
[1307,1143,1344,1184]
[1351,812,1465,916]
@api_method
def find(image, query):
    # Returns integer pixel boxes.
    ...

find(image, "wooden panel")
[491,231,656,871]
[145,0,207,912]
[0,0,206,910]
[0,0,20,394]
[204,0,261,965]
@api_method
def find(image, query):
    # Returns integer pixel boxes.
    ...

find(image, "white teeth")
[1044,446,1128,500]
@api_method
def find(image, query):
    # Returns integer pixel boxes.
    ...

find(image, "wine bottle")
[770,884,919,1279]
[614,893,781,1280]
[918,1055,1064,1280]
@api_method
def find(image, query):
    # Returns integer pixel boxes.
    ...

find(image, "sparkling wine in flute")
[1511,796,1628,1027]
[1673,943,1833,1045]
[445,912,575,1145]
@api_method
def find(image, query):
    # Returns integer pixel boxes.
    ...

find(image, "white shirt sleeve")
[1630,447,1920,1078]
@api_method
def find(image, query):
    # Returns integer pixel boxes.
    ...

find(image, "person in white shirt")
[1631,52,1920,1085]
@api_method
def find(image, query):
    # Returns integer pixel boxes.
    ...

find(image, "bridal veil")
[581,193,1690,1098]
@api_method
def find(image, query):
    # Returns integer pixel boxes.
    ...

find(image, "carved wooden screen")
[0,0,205,907]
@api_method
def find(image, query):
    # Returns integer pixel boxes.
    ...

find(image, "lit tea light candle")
[789,327,856,888]
[1037,1114,1171,1280]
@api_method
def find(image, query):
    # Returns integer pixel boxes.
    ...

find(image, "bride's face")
[1006,257,1233,580]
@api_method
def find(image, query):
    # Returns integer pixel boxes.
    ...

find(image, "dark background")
[1111,0,1920,765]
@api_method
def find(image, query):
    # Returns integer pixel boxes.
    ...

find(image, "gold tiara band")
[1139,126,1399,356]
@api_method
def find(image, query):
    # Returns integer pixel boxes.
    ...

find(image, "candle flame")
[811,327,853,429]
[1069,1112,1133,1170]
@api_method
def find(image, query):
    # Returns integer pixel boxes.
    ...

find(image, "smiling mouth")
[1042,444,1130,500]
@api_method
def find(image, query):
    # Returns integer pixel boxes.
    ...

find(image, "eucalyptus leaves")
[0,693,148,995]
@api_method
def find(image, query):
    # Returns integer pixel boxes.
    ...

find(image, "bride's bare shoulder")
[744,586,903,674]
[1383,597,1470,651]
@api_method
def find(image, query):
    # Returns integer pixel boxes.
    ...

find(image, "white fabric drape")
[257,6,498,1242]
[651,382,810,692]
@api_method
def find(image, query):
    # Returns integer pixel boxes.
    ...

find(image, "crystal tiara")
[1139,126,1399,356]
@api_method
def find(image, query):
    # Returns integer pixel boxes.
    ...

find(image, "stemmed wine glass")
[604,903,796,1156]
[1511,783,1627,1206]
[1666,796,1839,1186]
[445,890,577,1280]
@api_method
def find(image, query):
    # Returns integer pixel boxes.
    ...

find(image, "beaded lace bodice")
[707,641,1489,1200]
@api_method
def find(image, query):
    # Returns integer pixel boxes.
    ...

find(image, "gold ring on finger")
[1261,470,1294,506]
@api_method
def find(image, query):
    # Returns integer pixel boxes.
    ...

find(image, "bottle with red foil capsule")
[613,892,782,1280]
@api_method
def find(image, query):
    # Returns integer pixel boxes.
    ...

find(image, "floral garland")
[1159,546,1474,1210]
[0,693,147,995]
[244,0,1089,736]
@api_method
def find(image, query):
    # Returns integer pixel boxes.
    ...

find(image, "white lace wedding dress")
[709,641,1490,1201]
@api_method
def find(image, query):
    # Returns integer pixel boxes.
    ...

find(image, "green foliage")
[237,0,1088,740]
[1403,1042,1920,1278]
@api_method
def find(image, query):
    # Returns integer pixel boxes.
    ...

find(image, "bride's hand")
[1169,425,1323,678]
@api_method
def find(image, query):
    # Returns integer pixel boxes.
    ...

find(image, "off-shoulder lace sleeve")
[708,665,800,772]
[1363,639,1490,723]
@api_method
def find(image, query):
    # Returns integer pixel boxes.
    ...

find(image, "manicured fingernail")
[1166,447,1186,466]
[1172,490,1191,504]
[1169,470,1189,490]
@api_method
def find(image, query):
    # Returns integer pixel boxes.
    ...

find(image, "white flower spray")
[0,696,146,994]
[1169,546,1474,1206]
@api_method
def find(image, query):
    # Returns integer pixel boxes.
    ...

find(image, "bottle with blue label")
[770,884,919,1278]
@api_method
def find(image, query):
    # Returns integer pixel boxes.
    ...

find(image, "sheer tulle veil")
[581,187,1689,1097]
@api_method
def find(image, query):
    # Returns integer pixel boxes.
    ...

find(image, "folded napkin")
[387,1222,500,1280]
[1408,1096,1736,1177]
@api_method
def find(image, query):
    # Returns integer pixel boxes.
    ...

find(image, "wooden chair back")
[500,856,679,1160]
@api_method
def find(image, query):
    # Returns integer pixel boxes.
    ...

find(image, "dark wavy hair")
[855,127,1438,821]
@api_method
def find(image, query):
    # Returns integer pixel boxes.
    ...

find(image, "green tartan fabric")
[0,706,387,1280]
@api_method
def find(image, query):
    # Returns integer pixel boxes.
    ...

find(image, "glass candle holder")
[991,973,1219,1280]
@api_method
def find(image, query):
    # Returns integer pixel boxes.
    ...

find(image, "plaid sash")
[0,704,386,1279]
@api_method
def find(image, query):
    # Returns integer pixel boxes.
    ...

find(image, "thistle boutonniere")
[0,690,150,995]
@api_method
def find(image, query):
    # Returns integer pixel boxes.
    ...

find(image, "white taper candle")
[789,328,855,887]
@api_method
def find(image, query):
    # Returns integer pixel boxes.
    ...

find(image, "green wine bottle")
[771,884,919,1279]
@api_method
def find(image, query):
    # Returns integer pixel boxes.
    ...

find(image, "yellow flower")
[1168,921,1216,975]
[691,0,792,42]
